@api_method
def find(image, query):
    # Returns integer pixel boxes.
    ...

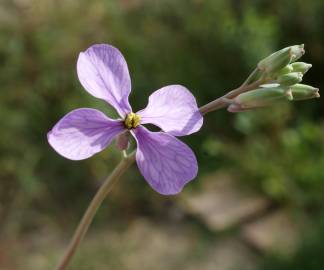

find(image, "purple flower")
[47,44,203,195]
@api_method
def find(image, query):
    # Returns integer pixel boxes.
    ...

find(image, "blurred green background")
[1,0,324,269]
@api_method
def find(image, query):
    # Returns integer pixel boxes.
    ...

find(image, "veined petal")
[48,108,125,160]
[132,126,198,195]
[77,44,132,117]
[137,85,203,136]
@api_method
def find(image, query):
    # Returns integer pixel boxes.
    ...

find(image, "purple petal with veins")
[77,44,132,117]
[137,85,203,136]
[48,108,125,160]
[132,125,198,195]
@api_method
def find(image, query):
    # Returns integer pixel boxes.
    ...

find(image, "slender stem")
[55,152,136,270]
[199,77,265,115]
[241,67,261,86]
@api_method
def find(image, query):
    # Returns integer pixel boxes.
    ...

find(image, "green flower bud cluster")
[257,44,313,86]
[228,45,319,112]
[275,61,312,86]
[228,84,319,112]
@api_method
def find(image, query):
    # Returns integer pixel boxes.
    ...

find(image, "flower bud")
[277,65,294,76]
[290,62,312,74]
[228,87,288,112]
[290,84,320,100]
[277,72,303,86]
[258,45,305,75]
[258,47,293,74]
[290,44,305,62]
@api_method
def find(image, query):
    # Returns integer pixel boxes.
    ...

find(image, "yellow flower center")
[124,112,141,129]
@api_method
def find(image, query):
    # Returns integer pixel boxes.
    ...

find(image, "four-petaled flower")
[47,44,203,195]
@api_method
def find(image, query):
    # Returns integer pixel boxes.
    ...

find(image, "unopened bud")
[290,44,305,62]
[290,62,312,74]
[277,72,303,86]
[258,47,293,74]
[227,104,250,113]
[277,65,294,76]
[290,84,320,100]
[258,44,305,75]
[228,87,287,112]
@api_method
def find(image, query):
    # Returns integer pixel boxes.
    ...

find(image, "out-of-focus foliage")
[0,0,279,226]
[204,106,324,206]
[260,217,324,270]
[0,0,324,265]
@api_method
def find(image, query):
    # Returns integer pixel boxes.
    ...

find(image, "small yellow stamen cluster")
[124,112,141,129]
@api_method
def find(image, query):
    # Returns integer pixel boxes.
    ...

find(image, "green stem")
[241,67,261,86]
[199,77,265,115]
[55,152,136,270]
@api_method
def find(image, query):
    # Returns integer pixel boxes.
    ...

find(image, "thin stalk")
[199,77,265,115]
[241,67,261,86]
[55,151,136,270]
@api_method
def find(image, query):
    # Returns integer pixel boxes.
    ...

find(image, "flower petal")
[77,44,132,117]
[48,108,125,160]
[133,126,198,195]
[137,85,203,136]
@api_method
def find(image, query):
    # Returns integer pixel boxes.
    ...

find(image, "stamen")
[124,112,141,129]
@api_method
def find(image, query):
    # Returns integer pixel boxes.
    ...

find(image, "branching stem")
[199,77,265,115]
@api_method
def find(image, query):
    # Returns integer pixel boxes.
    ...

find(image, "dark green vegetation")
[1,0,324,269]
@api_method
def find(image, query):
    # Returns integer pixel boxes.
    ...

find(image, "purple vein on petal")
[48,108,125,160]
[132,125,198,195]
